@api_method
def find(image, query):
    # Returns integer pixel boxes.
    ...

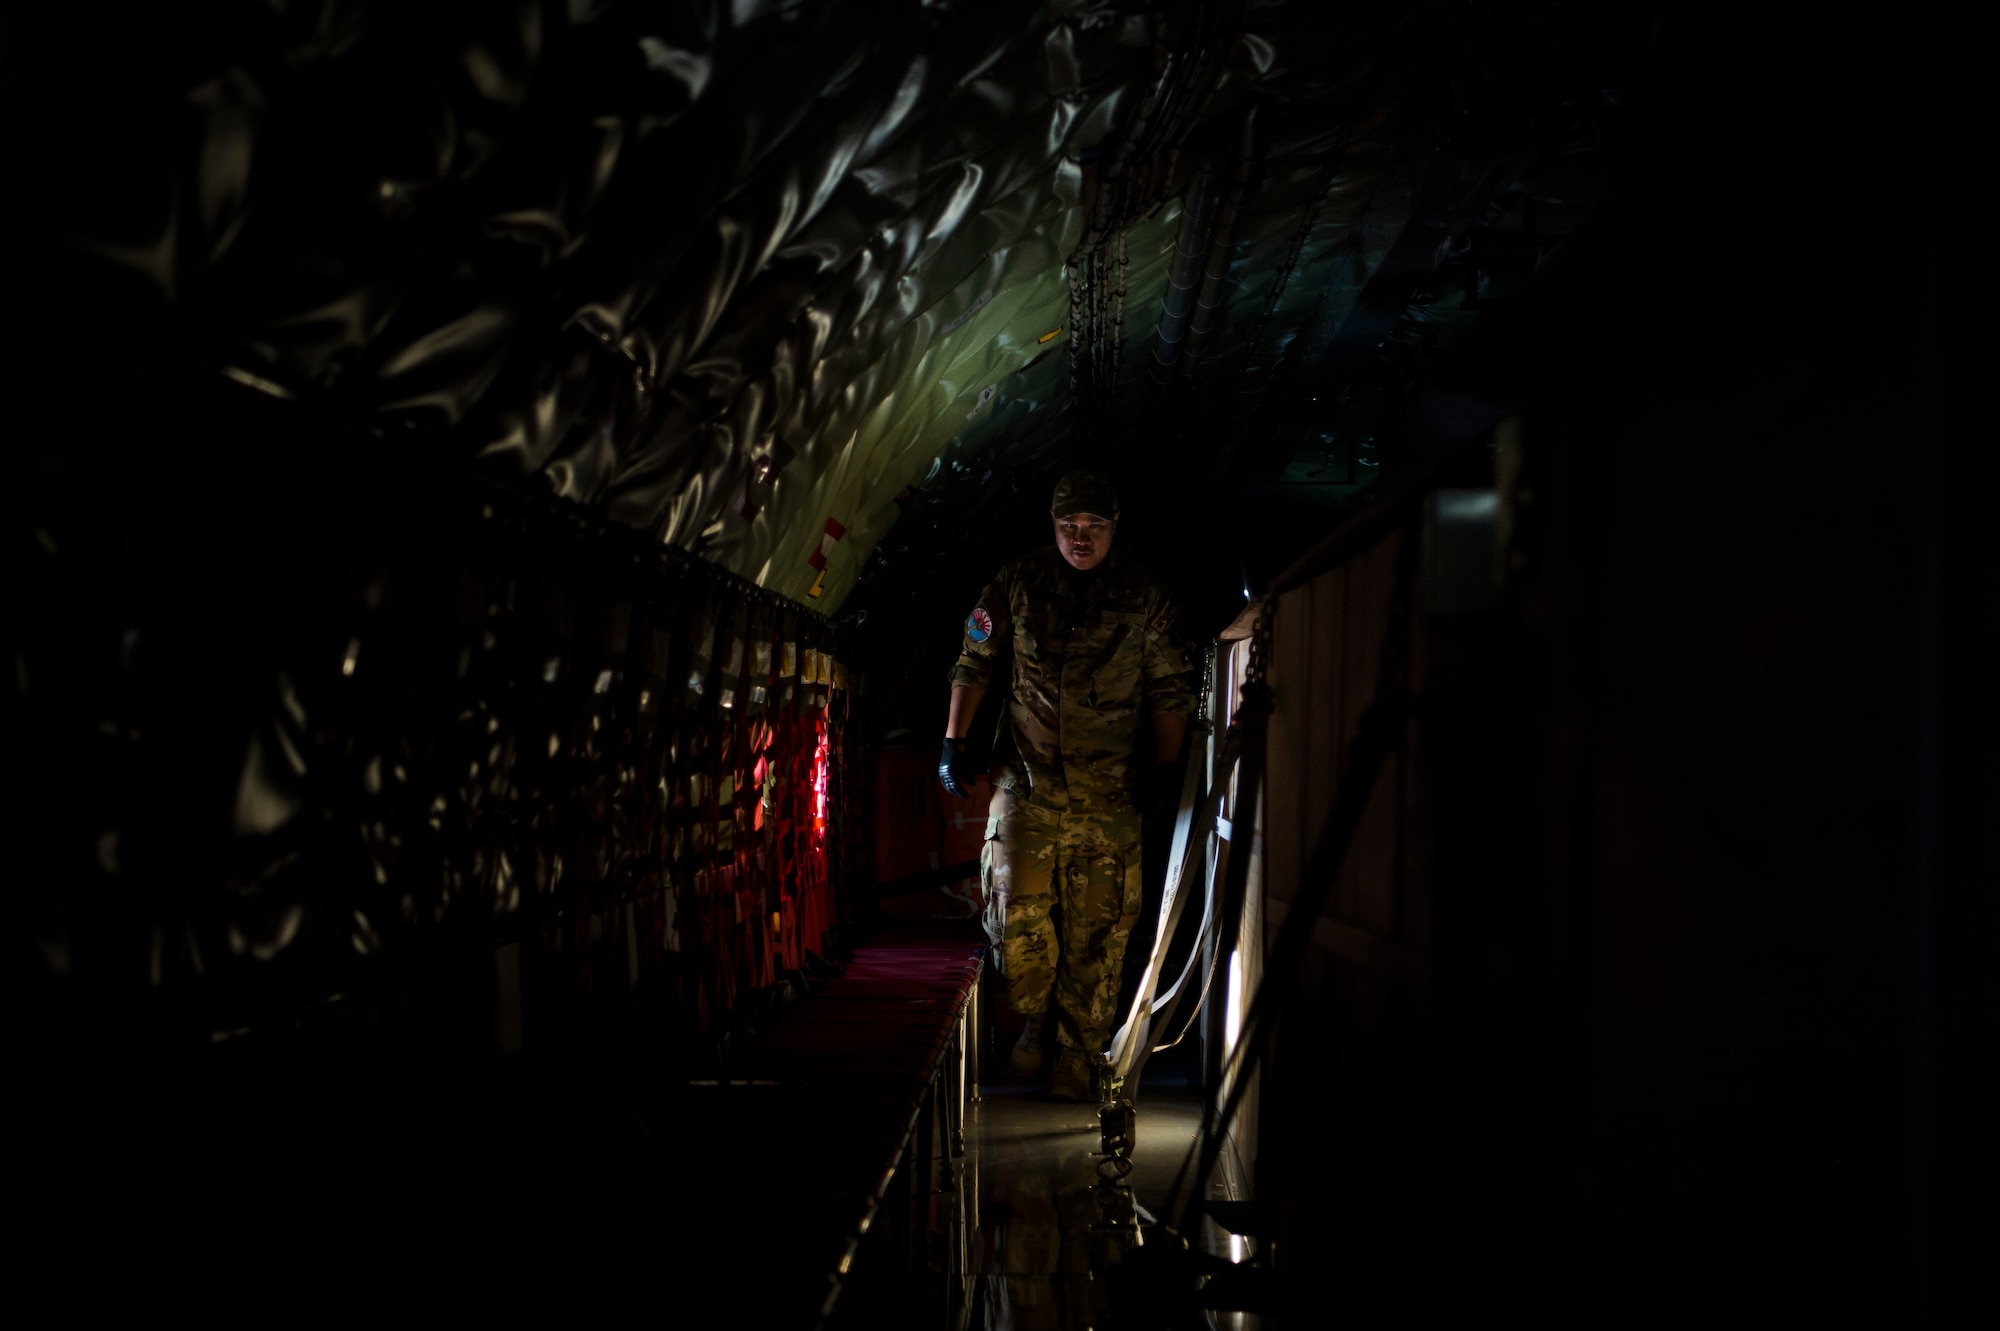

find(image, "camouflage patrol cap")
[1050,468,1120,519]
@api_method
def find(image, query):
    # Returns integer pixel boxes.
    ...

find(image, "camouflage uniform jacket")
[949,547,1194,816]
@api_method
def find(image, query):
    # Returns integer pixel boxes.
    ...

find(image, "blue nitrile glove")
[939,736,973,798]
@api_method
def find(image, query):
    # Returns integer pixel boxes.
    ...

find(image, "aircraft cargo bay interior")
[4,3,1986,1327]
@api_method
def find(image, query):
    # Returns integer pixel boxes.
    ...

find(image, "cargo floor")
[963,1077,1254,1330]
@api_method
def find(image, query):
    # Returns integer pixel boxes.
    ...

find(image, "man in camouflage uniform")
[939,469,1192,1100]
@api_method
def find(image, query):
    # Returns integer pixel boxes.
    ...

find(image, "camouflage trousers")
[980,787,1143,1068]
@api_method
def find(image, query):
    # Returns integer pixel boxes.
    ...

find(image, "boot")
[1008,1018,1047,1082]
[1048,1048,1093,1102]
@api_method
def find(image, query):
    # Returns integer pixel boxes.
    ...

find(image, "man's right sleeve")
[947,570,1011,689]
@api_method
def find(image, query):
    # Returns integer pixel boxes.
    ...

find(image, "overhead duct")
[1150,155,1224,383]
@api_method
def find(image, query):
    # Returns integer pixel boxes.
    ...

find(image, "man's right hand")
[1142,760,1184,832]
[939,737,973,798]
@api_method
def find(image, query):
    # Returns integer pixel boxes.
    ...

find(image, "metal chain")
[1196,638,1217,725]
[1257,180,1330,326]
[1065,254,1084,402]
[1244,599,1274,687]
[1113,230,1128,376]
[1062,0,1243,456]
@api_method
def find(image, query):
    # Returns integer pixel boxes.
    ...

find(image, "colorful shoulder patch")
[966,606,993,643]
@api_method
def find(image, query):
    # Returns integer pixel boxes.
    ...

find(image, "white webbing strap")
[1104,721,1245,1081]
